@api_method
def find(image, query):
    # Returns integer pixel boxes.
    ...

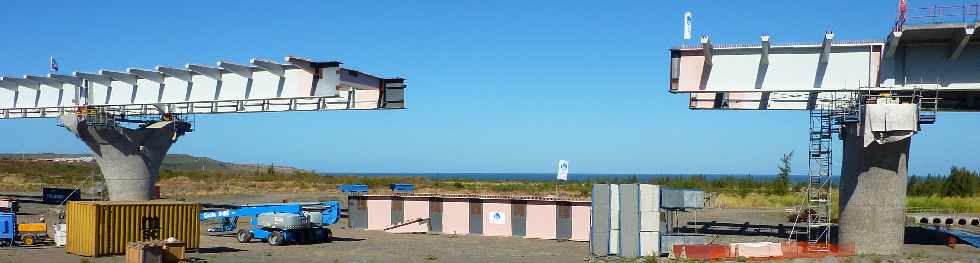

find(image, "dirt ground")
[1,192,978,262]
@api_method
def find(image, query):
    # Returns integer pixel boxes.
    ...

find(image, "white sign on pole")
[557,160,569,181]
[683,11,693,40]
[489,211,505,224]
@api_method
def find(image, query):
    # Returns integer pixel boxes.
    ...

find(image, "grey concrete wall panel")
[349,196,368,229]
[639,231,660,257]
[391,197,404,225]
[618,184,640,257]
[557,202,572,240]
[839,126,910,255]
[609,184,620,255]
[429,197,443,233]
[590,184,610,255]
[661,189,705,209]
[659,234,706,255]
[512,201,527,237]
[469,199,483,235]
[639,184,661,232]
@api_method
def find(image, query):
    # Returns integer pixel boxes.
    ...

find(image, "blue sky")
[0,0,975,176]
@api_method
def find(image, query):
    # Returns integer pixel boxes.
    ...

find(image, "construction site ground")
[0,192,977,262]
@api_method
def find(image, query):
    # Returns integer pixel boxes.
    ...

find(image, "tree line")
[907,166,979,197]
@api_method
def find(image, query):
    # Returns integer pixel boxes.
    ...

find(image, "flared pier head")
[60,115,186,201]
[838,103,918,255]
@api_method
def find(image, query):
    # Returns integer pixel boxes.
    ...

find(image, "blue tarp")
[942,228,980,248]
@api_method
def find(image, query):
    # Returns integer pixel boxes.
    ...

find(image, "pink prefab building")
[441,199,470,235]
[525,201,557,239]
[481,200,512,237]
[348,194,591,241]
[366,198,392,230]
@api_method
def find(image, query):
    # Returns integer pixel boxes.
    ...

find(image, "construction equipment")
[0,212,48,246]
[199,202,340,246]
[0,198,17,213]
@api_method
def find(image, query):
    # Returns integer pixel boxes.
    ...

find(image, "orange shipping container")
[66,201,200,257]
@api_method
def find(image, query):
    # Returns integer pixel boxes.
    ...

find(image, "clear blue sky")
[0,0,975,176]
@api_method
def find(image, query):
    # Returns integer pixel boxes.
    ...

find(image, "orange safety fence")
[672,242,855,261]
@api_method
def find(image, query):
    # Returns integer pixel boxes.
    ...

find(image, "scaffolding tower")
[790,86,940,251]
[787,92,853,251]
[803,101,837,251]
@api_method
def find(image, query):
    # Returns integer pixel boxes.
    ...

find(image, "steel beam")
[760,35,771,64]
[701,35,713,65]
[885,31,902,58]
[949,27,975,61]
[186,64,222,80]
[128,68,165,83]
[819,32,834,64]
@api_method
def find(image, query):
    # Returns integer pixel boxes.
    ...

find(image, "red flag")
[899,0,907,13]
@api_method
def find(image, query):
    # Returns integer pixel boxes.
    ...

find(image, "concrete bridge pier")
[838,124,912,255]
[60,115,185,201]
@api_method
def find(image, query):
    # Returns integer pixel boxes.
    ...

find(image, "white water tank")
[54,224,67,247]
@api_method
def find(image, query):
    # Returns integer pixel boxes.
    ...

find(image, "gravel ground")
[1,192,977,262]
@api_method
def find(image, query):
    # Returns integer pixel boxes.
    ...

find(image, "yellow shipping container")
[66,201,201,257]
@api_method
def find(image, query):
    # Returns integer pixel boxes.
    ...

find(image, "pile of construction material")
[590,184,706,257]
[125,238,187,263]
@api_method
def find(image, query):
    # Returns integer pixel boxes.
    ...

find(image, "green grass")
[907,196,980,213]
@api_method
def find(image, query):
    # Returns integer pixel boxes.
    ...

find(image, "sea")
[335,173,824,183]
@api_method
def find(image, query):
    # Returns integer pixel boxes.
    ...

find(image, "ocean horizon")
[324,172,822,183]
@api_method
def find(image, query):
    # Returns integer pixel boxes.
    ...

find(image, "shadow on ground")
[195,246,247,254]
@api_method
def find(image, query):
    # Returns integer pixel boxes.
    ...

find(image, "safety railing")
[900,2,980,28]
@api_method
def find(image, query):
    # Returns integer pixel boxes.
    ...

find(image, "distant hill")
[0,153,310,174]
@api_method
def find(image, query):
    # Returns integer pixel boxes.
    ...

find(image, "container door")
[512,201,526,237]
[429,198,443,233]
[391,197,404,225]
[557,202,572,240]
[468,200,482,235]
[349,197,368,229]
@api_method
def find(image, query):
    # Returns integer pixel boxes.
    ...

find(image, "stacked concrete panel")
[661,189,704,209]
[609,185,621,254]
[591,184,663,257]
[638,184,661,257]
[590,185,611,255]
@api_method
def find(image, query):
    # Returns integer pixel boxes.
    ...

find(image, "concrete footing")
[61,116,183,201]
[838,125,911,255]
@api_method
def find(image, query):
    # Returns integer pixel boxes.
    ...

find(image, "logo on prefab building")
[489,211,505,224]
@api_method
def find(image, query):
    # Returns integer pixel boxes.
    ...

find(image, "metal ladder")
[804,103,834,251]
